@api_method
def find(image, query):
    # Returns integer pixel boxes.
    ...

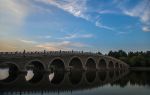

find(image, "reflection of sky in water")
[5,84,149,95]
[25,70,34,81]
[0,68,9,80]
[65,84,150,95]
[49,72,54,82]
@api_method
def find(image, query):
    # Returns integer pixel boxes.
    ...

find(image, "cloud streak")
[36,0,115,31]
[20,40,38,44]
[36,41,88,50]
[60,33,94,39]
[95,20,114,31]
[36,0,89,20]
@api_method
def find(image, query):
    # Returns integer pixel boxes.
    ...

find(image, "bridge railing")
[0,50,99,57]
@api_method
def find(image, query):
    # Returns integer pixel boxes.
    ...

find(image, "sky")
[0,0,150,54]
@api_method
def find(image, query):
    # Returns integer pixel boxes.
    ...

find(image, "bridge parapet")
[0,51,99,57]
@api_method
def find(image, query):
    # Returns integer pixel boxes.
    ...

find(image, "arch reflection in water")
[109,71,114,79]
[86,71,96,83]
[25,61,45,83]
[0,70,128,94]
[69,70,83,85]
[98,71,107,81]
[115,70,119,77]
[50,71,65,84]
[0,63,19,83]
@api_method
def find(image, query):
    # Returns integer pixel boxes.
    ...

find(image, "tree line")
[106,50,150,67]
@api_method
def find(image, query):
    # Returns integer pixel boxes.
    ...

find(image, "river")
[0,69,150,95]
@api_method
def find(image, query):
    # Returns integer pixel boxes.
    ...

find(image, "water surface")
[0,69,150,95]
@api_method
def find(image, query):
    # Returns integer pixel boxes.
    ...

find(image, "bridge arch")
[25,60,46,70]
[120,64,123,69]
[49,57,65,71]
[85,57,96,70]
[108,61,114,69]
[68,56,83,70]
[115,62,119,69]
[98,59,107,70]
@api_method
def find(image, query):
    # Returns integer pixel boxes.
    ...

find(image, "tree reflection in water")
[112,70,150,87]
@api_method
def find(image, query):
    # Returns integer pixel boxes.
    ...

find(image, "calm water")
[0,69,150,95]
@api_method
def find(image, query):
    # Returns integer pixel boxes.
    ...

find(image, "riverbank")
[129,67,150,71]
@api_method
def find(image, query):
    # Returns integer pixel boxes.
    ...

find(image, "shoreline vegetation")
[102,50,150,68]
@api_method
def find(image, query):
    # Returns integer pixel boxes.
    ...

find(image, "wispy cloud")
[142,26,150,32]
[36,0,89,20]
[0,0,52,34]
[121,0,150,32]
[20,40,38,44]
[95,20,115,31]
[0,0,29,33]
[36,0,116,31]
[98,9,119,14]
[38,35,51,39]
[36,41,88,50]
[59,33,94,39]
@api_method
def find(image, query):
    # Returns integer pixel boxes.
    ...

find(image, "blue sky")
[0,0,150,53]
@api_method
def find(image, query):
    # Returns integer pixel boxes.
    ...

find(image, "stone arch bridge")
[0,51,129,72]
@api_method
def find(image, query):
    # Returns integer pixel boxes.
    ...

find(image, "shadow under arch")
[49,58,65,72]
[69,57,83,70]
[85,71,96,84]
[99,59,107,70]
[25,60,45,83]
[85,58,96,70]
[0,62,19,83]
[108,61,114,69]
